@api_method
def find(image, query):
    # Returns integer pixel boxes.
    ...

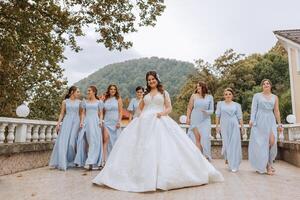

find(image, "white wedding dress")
[92,91,224,192]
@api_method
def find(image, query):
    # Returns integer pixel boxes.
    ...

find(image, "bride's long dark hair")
[144,71,164,96]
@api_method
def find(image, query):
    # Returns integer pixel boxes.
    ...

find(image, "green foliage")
[75,57,195,100]
[0,0,165,120]
[173,43,292,123]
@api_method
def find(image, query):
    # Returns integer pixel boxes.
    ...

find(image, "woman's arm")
[136,99,144,117]
[215,101,221,133]
[80,109,85,128]
[98,101,104,127]
[55,100,66,133]
[127,99,134,122]
[249,94,258,127]
[274,96,283,132]
[203,95,214,115]
[237,103,244,134]
[116,98,123,128]
[186,95,194,125]
[80,101,86,128]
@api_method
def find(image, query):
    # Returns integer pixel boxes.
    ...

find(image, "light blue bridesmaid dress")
[216,101,242,171]
[49,99,81,170]
[74,100,104,167]
[248,93,278,173]
[104,97,121,157]
[188,94,214,160]
[127,98,141,118]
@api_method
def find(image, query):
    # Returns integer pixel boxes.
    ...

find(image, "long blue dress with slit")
[104,97,121,157]
[248,93,278,173]
[216,101,242,171]
[187,94,214,160]
[49,99,81,170]
[74,100,104,167]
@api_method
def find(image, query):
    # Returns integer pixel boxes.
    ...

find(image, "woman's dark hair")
[135,86,144,92]
[105,84,120,101]
[89,85,99,100]
[65,86,78,99]
[224,87,234,96]
[144,71,164,95]
[194,81,208,98]
[261,78,272,87]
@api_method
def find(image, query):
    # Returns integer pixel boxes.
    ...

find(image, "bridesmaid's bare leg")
[102,127,110,166]
[267,132,275,175]
[193,128,203,152]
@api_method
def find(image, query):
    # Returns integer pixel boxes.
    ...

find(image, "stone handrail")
[0,117,300,144]
[0,117,57,143]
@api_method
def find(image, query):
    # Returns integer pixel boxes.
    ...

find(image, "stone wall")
[0,142,53,176]
[211,140,249,159]
[278,141,300,167]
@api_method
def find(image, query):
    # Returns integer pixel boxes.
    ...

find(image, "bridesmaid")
[248,79,283,175]
[49,86,81,170]
[128,86,144,121]
[186,81,214,160]
[215,88,243,172]
[74,86,104,170]
[103,84,123,163]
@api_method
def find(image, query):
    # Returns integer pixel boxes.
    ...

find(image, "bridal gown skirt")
[92,112,224,192]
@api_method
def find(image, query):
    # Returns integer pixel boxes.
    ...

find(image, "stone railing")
[0,117,300,144]
[0,117,57,144]
[175,124,300,142]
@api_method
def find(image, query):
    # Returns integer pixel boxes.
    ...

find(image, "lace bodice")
[142,91,171,114]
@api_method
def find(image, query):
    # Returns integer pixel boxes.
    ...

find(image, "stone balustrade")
[1,117,300,144]
[0,117,57,144]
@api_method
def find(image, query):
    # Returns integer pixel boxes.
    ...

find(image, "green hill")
[75,57,196,99]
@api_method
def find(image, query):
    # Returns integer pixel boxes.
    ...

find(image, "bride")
[92,71,224,192]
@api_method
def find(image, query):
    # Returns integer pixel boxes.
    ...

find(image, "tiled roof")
[274,29,300,45]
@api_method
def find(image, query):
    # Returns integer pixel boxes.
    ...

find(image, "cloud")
[62,0,300,84]
[61,29,142,85]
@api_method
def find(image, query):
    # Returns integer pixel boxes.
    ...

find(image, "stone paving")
[1,160,300,200]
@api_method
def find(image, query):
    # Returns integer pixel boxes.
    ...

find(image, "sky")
[62,0,300,85]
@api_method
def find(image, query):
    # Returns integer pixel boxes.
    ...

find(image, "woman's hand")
[240,127,244,135]
[116,122,121,129]
[99,121,103,128]
[201,109,208,114]
[278,124,284,133]
[157,112,163,118]
[216,126,220,134]
[249,121,253,128]
[55,124,60,133]
[186,118,190,125]
[80,122,83,128]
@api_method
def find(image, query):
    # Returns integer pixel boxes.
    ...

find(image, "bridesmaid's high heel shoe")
[84,164,92,171]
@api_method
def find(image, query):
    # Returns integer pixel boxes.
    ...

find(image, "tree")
[0,0,165,119]
[172,44,291,123]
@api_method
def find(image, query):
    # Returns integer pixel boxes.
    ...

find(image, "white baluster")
[7,124,17,143]
[242,127,248,141]
[296,127,300,141]
[26,124,33,142]
[39,125,46,142]
[15,124,27,143]
[0,123,8,143]
[288,127,294,141]
[46,126,53,142]
[52,126,58,142]
[32,125,40,142]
